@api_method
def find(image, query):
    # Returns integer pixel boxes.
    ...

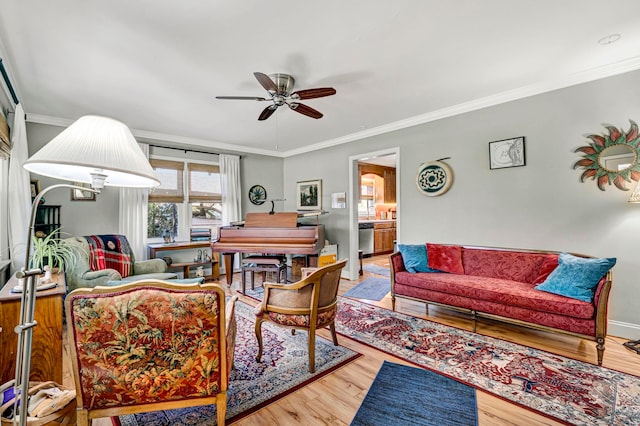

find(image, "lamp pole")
[12,183,99,426]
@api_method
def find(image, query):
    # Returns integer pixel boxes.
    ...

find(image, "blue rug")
[351,361,478,426]
[343,277,389,300]
[362,264,390,277]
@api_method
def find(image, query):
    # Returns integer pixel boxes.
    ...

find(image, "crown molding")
[25,114,285,158]
[281,56,640,157]
[25,56,640,159]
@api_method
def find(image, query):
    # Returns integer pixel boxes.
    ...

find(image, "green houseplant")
[30,227,77,272]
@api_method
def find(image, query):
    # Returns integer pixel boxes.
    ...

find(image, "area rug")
[118,300,361,425]
[351,361,478,426]
[336,297,640,425]
[362,264,391,277]
[343,277,390,301]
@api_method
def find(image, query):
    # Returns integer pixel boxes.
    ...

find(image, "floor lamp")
[11,115,159,426]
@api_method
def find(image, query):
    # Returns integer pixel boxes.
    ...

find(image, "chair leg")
[308,330,316,373]
[255,318,264,362]
[77,409,89,426]
[217,394,227,426]
[329,322,339,346]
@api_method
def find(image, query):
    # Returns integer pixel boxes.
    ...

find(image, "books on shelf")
[190,228,212,242]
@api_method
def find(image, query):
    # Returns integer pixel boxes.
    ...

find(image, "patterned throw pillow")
[398,244,440,273]
[427,243,464,274]
[534,253,616,302]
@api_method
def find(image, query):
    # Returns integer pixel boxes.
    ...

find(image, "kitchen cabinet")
[373,221,396,255]
[383,169,396,203]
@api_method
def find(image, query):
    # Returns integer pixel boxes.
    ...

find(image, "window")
[148,158,222,241]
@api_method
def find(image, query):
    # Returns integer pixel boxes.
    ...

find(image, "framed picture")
[296,179,322,210]
[71,182,96,201]
[331,192,346,209]
[30,179,41,201]
[489,137,526,170]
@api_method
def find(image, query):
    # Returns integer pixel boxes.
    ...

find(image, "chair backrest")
[65,280,229,412]
[310,259,347,308]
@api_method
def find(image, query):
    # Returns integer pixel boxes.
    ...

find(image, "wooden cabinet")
[148,241,220,280]
[373,221,396,255]
[0,273,66,384]
[359,163,396,203]
[383,169,396,203]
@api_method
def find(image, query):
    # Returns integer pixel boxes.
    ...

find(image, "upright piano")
[211,212,325,284]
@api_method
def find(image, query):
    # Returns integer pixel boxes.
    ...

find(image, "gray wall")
[25,122,284,241]
[283,70,640,339]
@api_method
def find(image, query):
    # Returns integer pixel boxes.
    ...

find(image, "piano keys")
[211,212,325,284]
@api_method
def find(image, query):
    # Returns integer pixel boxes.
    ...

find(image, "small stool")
[241,255,287,294]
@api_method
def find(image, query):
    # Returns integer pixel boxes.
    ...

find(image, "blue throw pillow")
[398,244,440,274]
[534,253,616,302]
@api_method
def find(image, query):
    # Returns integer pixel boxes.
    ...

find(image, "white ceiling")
[1,1,640,158]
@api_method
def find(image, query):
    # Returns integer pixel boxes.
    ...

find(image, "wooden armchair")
[254,259,347,373]
[65,280,237,426]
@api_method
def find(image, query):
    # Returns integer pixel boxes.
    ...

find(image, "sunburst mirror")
[573,120,640,191]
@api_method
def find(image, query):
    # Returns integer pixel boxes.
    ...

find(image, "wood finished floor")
[63,255,640,426]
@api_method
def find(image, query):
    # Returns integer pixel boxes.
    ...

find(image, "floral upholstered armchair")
[64,234,175,292]
[65,280,238,426]
[254,259,347,373]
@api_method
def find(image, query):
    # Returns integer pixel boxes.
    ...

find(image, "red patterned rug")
[336,297,640,425]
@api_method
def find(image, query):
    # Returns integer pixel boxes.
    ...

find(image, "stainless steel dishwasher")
[358,222,374,256]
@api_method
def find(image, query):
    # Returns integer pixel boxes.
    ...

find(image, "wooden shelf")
[148,241,219,280]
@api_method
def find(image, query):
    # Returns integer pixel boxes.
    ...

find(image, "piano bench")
[241,255,287,294]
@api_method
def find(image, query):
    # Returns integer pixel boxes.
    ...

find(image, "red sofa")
[390,244,613,365]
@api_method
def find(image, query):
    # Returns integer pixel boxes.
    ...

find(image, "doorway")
[347,148,399,280]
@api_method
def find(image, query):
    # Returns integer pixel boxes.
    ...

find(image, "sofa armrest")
[389,251,405,273]
[133,258,168,275]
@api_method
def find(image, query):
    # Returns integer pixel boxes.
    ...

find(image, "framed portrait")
[71,182,96,201]
[30,179,41,201]
[489,137,526,170]
[296,179,322,210]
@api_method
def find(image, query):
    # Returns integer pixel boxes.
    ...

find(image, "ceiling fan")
[216,72,336,121]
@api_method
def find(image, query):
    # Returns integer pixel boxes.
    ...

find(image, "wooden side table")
[148,241,220,280]
[0,273,66,384]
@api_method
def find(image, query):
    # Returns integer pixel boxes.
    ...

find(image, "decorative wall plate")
[416,160,453,196]
[248,185,267,205]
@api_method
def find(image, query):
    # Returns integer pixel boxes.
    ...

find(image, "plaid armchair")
[64,234,174,292]
[65,280,238,426]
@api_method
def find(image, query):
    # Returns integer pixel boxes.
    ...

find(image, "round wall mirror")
[574,120,640,191]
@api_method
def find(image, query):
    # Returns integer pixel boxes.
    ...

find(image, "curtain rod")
[148,143,242,158]
[0,57,19,105]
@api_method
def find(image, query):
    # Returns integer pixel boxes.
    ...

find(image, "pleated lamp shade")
[23,115,160,188]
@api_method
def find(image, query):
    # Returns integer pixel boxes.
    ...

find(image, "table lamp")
[11,115,160,426]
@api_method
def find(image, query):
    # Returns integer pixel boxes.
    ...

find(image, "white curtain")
[8,104,32,272]
[220,154,241,226]
[220,154,241,273]
[118,143,149,260]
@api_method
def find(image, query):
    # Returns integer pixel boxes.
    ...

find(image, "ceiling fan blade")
[258,105,278,121]
[254,72,278,93]
[289,102,323,119]
[216,96,268,101]
[291,87,336,100]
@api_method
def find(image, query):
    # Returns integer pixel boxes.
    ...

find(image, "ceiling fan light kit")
[216,72,336,121]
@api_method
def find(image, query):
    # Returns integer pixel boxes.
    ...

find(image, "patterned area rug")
[118,301,361,425]
[343,277,390,301]
[336,297,640,425]
[352,361,477,425]
[362,264,391,277]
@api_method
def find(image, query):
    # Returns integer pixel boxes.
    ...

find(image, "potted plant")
[30,227,77,274]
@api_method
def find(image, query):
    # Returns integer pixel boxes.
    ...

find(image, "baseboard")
[608,320,640,340]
